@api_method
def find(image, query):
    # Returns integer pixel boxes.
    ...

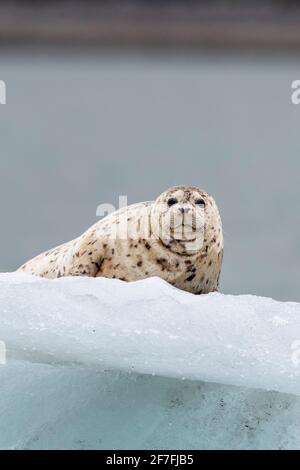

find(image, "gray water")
[0,50,299,301]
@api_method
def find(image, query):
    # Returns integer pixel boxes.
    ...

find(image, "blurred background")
[0,0,300,301]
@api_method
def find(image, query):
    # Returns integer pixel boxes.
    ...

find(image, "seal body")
[18,186,224,294]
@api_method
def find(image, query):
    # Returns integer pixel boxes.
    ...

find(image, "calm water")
[0,50,299,301]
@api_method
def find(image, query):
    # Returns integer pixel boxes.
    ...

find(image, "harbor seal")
[18,185,224,294]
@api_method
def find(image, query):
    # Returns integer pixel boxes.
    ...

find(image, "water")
[0,49,299,301]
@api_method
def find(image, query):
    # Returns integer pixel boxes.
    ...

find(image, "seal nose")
[179,207,190,214]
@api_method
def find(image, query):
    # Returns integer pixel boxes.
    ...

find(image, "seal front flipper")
[68,230,105,277]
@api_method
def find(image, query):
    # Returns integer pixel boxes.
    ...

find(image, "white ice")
[0,272,300,449]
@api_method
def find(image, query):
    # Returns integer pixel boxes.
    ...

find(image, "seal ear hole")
[195,198,205,207]
[167,198,178,207]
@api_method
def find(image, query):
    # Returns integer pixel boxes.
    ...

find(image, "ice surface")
[0,273,300,449]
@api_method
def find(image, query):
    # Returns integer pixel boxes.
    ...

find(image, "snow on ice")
[0,273,300,449]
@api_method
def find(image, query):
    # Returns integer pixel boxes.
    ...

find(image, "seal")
[18,185,224,294]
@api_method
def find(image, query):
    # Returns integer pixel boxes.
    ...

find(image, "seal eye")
[195,198,205,207]
[167,198,178,207]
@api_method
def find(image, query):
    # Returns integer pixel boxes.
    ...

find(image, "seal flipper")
[68,231,105,277]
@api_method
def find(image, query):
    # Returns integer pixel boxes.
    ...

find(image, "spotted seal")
[18,185,223,294]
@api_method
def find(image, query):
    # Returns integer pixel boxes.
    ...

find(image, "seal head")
[150,185,209,255]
